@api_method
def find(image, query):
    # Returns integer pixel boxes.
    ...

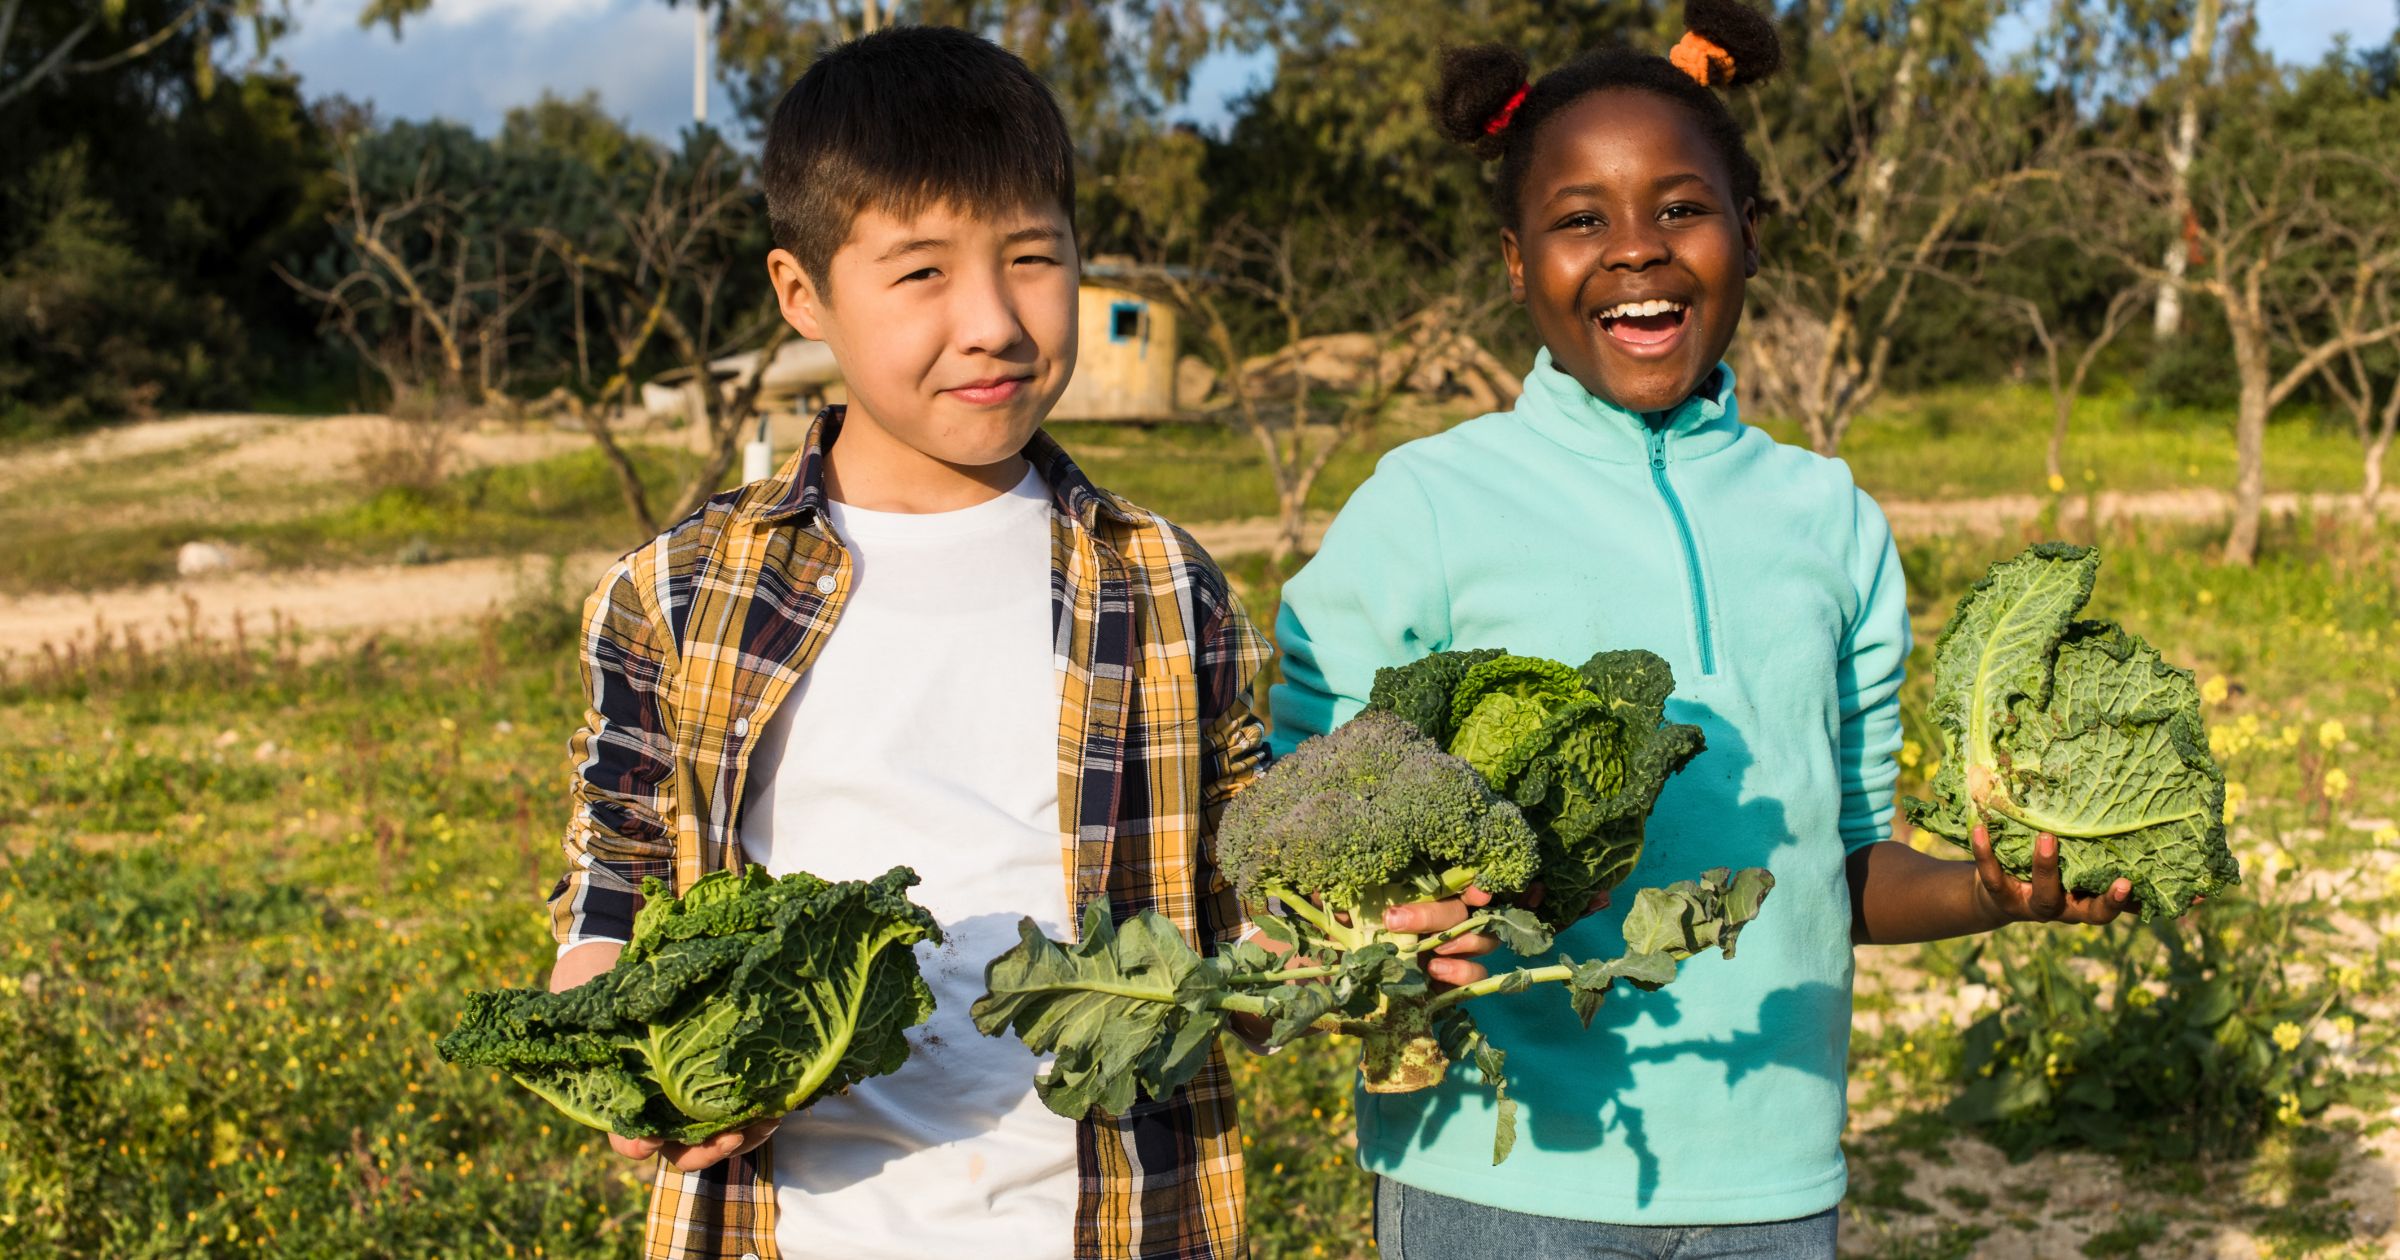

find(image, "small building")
[1048,283,1178,421]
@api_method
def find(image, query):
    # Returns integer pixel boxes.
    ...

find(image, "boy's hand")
[610,1116,782,1172]
[1384,883,1612,990]
[1968,825,2146,926]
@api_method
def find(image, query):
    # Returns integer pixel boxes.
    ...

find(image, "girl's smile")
[1502,88,1758,415]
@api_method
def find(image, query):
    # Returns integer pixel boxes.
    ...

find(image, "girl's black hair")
[1430,0,1783,229]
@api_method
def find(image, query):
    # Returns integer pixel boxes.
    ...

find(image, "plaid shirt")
[547,407,1270,1260]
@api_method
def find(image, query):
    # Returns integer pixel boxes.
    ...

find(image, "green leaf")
[1904,544,2238,919]
[1485,906,1555,956]
[1474,1041,1516,1165]
[969,902,1225,1118]
[438,865,938,1144]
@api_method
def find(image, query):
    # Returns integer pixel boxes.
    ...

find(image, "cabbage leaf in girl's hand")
[1904,543,2239,919]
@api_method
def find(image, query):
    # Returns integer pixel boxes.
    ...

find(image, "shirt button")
[741,1253,762,1260]
[815,574,838,595]
[733,717,750,737]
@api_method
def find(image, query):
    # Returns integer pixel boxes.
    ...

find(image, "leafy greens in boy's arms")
[442,866,940,1142]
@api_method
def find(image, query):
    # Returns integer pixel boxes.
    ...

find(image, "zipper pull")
[1647,427,1667,470]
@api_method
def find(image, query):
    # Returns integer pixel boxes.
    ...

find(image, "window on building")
[1109,301,1145,344]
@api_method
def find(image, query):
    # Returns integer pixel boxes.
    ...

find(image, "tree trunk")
[2367,430,2392,516]
[2222,312,2270,566]
[2047,391,2072,487]
[2154,0,2219,341]
[1273,482,1306,568]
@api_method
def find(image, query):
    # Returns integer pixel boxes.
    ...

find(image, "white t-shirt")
[737,465,1078,1260]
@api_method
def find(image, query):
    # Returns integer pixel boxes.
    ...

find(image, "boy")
[543,27,1269,1260]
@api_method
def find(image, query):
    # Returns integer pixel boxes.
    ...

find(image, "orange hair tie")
[1669,31,1735,86]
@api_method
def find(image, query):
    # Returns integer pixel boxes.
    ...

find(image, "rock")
[177,540,259,577]
[1176,355,1218,409]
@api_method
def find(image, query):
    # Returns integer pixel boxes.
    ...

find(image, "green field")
[1,419,2396,1258]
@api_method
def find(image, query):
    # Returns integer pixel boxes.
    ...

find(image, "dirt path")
[0,549,625,660]
[0,490,2374,660]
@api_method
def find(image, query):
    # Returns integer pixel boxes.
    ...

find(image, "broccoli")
[973,651,1774,1163]
[1214,709,1542,956]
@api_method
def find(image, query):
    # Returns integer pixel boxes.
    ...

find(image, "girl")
[1269,3,2138,1256]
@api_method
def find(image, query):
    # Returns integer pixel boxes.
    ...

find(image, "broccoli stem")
[1409,913,1495,955]
[1218,964,1347,986]
[1263,883,1361,952]
[1425,963,1575,1013]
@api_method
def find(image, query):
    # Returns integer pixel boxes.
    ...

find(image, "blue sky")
[260,0,2397,142]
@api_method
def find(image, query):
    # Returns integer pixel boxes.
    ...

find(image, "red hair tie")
[1484,82,1529,136]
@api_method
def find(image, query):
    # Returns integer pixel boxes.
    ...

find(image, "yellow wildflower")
[2222,781,2247,822]
[2046,473,2067,494]
[2318,718,2347,750]
[2271,1022,2304,1053]
[2198,589,2215,605]
[2200,675,2230,705]
[2374,825,2399,846]
[2322,767,2351,800]
[1899,740,1923,770]
[2276,1092,2302,1125]
[2280,725,2301,748]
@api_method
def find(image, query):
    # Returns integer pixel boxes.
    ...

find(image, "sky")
[259,0,2398,143]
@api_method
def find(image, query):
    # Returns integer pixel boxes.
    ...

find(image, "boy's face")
[1501,89,1758,416]
[769,198,1078,471]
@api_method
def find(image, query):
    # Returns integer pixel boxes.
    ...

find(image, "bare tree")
[538,140,788,537]
[2090,144,2400,563]
[2312,251,2400,514]
[1138,217,1506,566]
[1739,0,2056,456]
[275,148,551,484]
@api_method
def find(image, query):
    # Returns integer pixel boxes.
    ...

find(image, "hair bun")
[1684,0,1782,85]
[1430,44,1532,160]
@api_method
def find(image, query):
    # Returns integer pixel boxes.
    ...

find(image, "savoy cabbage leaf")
[1903,543,2239,919]
[1368,647,1705,925]
[438,865,939,1142]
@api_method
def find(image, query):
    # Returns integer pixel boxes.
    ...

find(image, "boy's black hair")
[762,25,1075,290]
[1429,0,1783,230]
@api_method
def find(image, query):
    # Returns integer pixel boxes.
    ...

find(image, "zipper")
[1645,421,1716,676]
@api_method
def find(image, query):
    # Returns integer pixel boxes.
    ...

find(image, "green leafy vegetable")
[1903,543,2239,919]
[438,865,939,1143]
[975,654,1769,1164]
[1367,648,1706,924]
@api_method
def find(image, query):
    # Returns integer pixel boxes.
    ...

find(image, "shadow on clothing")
[1364,709,1847,1208]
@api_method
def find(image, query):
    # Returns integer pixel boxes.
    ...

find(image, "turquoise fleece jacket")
[1269,350,1911,1224]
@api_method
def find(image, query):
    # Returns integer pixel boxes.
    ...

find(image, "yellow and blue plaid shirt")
[547,408,1270,1260]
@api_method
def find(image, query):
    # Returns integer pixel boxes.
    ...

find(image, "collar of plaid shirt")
[555,407,1267,1260]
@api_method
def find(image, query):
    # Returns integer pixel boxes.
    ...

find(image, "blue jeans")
[1374,1177,1839,1260]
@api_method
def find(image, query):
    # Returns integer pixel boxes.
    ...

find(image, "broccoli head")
[1218,709,1540,944]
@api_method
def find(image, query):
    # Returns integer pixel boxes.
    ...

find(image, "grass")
[1747,379,2378,503]
[0,444,702,596]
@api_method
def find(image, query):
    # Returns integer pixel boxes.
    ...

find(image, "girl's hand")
[610,1115,781,1172]
[1384,883,1613,990]
[1967,825,2141,926]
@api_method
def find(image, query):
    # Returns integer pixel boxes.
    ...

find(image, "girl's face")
[1501,88,1759,416]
